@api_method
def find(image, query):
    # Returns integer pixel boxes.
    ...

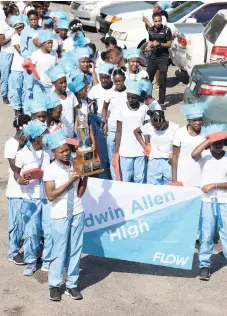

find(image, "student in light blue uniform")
[4,115,31,265]
[14,120,51,276]
[43,129,88,302]
[20,10,41,112]
[114,79,149,183]
[124,48,149,81]
[192,124,227,281]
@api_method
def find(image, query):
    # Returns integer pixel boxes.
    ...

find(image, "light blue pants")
[120,156,146,183]
[107,124,116,180]
[199,201,227,268]
[10,71,25,111]
[8,198,24,258]
[22,199,51,264]
[49,212,85,288]
[41,199,52,265]
[147,158,172,185]
[0,52,13,98]
[90,114,109,179]
[23,70,34,114]
[33,80,52,100]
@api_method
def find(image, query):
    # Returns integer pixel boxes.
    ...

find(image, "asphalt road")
[0,2,226,316]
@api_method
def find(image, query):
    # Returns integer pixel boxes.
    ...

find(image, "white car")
[106,1,227,50]
[186,9,227,75]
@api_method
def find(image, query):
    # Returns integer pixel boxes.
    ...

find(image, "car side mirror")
[186,17,197,23]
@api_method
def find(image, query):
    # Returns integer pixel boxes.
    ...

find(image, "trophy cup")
[73,115,104,176]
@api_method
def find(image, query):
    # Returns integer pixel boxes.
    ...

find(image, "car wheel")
[139,42,148,68]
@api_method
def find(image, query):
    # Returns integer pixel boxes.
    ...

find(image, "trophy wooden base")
[73,147,104,177]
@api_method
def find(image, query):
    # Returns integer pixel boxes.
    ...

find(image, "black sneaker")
[199,267,211,281]
[15,110,22,117]
[49,288,61,301]
[9,253,25,265]
[3,96,9,104]
[65,288,83,300]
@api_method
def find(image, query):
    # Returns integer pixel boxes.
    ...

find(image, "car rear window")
[204,13,227,44]
[168,1,203,23]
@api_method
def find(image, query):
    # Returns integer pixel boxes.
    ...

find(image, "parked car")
[184,61,227,123]
[186,9,227,76]
[106,1,227,51]
[96,1,156,35]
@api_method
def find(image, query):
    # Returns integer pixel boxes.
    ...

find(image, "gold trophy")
[73,115,104,176]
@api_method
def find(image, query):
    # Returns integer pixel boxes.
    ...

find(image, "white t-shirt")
[116,102,149,157]
[11,33,24,72]
[43,161,83,219]
[125,67,149,81]
[147,99,161,111]
[173,125,205,187]
[0,20,14,53]
[88,83,108,115]
[60,91,78,138]
[199,151,227,203]
[4,138,22,198]
[104,88,127,127]
[31,49,57,86]
[15,145,50,199]
[140,121,179,159]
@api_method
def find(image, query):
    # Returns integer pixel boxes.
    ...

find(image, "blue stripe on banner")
[83,196,201,270]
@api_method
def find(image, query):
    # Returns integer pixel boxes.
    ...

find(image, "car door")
[191,3,227,24]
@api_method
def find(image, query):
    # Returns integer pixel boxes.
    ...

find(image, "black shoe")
[160,104,166,111]
[49,288,61,301]
[65,288,83,300]
[15,110,22,117]
[3,96,9,104]
[9,253,25,265]
[199,267,211,281]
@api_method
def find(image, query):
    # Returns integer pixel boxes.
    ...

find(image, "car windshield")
[168,1,203,23]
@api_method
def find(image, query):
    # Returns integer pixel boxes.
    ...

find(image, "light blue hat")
[38,30,54,44]
[43,17,53,26]
[141,79,152,95]
[23,120,47,140]
[46,65,66,82]
[57,18,70,29]
[73,31,87,48]
[43,129,67,150]
[9,14,24,27]
[124,48,140,60]
[158,1,171,10]
[28,98,47,114]
[68,73,86,94]
[97,63,115,76]
[46,92,62,110]
[75,47,91,66]
[50,9,69,20]
[202,124,227,136]
[59,52,77,72]
[126,79,143,96]
[182,103,205,120]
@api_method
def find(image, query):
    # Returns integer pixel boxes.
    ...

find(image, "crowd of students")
[1,0,227,302]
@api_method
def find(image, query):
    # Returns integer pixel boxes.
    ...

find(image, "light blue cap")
[46,92,62,110]
[73,30,87,48]
[97,63,115,76]
[43,129,67,150]
[49,9,69,20]
[43,17,53,25]
[38,30,54,44]
[9,14,24,27]
[23,119,47,140]
[28,97,47,114]
[57,18,70,29]
[202,124,227,136]
[68,73,86,94]
[75,47,90,66]
[158,1,171,10]
[141,79,152,95]
[46,65,66,82]
[124,48,140,60]
[182,103,205,119]
[126,79,143,96]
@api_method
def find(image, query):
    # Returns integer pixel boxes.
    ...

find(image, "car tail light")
[177,37,187,49]
[111,16,122,22]
[210,46,227,62]
[172,34,176,40]
[199,83,227,96]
